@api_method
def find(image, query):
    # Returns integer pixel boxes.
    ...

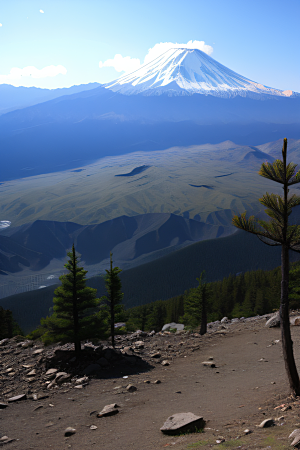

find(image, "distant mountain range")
[0,48,299,182]
[0,213,234,278]
[0,82,100,115]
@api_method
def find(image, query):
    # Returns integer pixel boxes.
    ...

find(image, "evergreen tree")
[41,244,98,354]
[232,138,300,396]
[182,272,209,333]
[101,253,124,347]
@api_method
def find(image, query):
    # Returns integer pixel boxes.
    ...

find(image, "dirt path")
[1,321,299,449]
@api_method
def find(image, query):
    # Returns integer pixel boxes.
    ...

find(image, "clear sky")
[0,0,299,91]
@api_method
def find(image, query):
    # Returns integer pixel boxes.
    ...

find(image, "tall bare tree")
[232,138,300,395]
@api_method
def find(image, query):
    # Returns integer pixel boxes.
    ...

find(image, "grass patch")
[216,439,243,448]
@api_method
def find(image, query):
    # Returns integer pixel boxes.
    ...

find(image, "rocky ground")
[1,314,300,449]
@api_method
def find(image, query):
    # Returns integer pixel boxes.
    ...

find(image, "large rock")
[265,314,280,328]
[290,316,300,326]
[162,323,184,332]
[160,412,205,435]
[97,403,119,417]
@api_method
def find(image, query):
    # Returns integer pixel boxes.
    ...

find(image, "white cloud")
[39,9,44,13]
[99,40,213,75]
[0,23,2,27]
[99,54,141,73]
[0,65,67,85]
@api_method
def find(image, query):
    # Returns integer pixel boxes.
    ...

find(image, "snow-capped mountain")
[106,48,297,98]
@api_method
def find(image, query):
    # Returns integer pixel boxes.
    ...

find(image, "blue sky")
[0,0,299,91]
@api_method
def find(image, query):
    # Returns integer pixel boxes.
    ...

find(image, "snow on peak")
[105,48,297,98]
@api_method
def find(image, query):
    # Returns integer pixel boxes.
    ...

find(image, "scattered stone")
[0,436,16,445]
[208,356,214,360]
[258,418,275,428]
[33,349,43,355]
[150,352,161,358]
[290,316,300,326]
[162,323,184,332]
[90,425,97,430]
[64,427,76,437]
[161,360,170,366]
[275,416,284,421]
[290,429,300,446]
[0,403,8,409]
[55,372,71,385]
[244,429,251,434]
[144,380,150,384]
[160,412,205,435]
[8,394,27,403]
[281,405,291,412]
[220,317,230,324]
[134,341,144,349]
[97,403,119,417]
[75,376,89,385]
[126,384,137,392]
[27,369,37,377]
[45,368,58,376]
[154,380,161,384]
[265,314,280,328]
[216,438,225,444]
[0,338,9,346]
[202,361,216,368]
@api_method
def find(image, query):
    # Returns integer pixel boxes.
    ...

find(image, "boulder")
[8,394,27,402]
[64,427,76,437]
[97,403,119,417]
[265,314,280,328]
[160,412,205,435]
[290,316,300,326]
[126,384,137,392]
[258,418,275,428]
[162,323,184,332]
[220,317,230,324]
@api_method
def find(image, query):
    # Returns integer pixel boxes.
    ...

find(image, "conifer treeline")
[125,263,292,331]
[0,306,23,339]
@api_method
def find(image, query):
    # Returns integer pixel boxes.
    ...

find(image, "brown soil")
[1,318,300,450]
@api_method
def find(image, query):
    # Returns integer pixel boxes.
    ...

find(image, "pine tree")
[42,244,98,354]
[101,253,124,347]
[232,138,300,395]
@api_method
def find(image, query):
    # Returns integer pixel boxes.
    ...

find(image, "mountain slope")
[106,48,297,98]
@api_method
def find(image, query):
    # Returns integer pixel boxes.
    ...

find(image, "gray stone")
[75,376,89,385]
[0,403,8,409]
[8,394,27,402]
[134,341,144,349]
[0,436,16,445]
[202,361,216,368]
[150,352,161,358]
[160,412,205,435]
[162,322,184,332]
[258,418,275,428]
[32,348,43,355]
[0,338,9,346]
[64,427,76,437]
[290,429,300,447]
[161,360,170,366]
[220,317,230,324]
[126,384,137,392]
[290,316,300,326]
[84,364,102,375]
[55,372,71,384]
[265,314,280,328]
[97,403,119,417]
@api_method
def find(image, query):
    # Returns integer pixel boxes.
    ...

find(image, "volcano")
[106,48,297,98]
[0,48,299,182]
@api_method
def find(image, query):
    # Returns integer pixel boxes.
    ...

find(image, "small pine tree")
[233,138,300,396]
[42,244,98,354]
[101,253,124,347]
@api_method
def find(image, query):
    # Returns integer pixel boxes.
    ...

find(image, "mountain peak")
[105,47,298,98]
